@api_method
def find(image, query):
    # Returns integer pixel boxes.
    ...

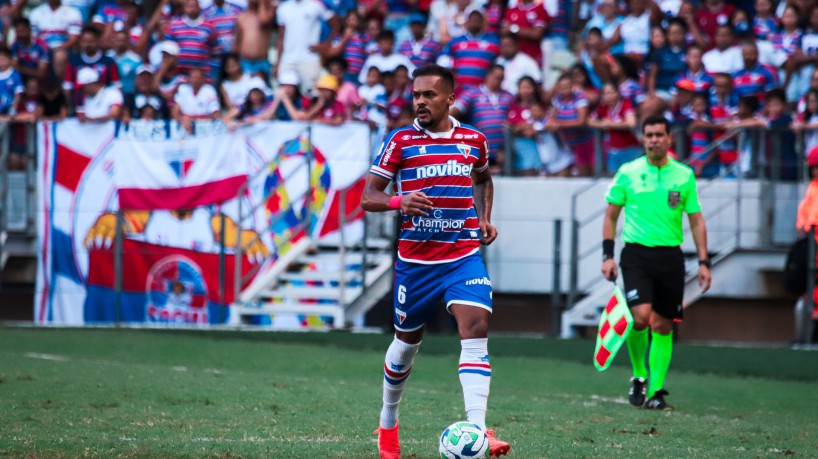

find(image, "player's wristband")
[388,195,402,210]
[602,239,614,260]
[698,258,712,269]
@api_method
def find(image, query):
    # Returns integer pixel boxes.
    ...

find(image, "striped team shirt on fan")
[202,3,243,54]
[552,89,591,148]
[771,30,802,57]
[453,85,514,157]
[338,33,367,81]
[732,64,776,102]
[397,36,442,69]
[165,18,219,73]
[447,33,500,89]
[370,117,489,264]
[29,3,82,49]
[709,103,738,164]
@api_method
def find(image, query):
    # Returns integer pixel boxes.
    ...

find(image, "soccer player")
[600,115,712,411]
[361,64,510,458]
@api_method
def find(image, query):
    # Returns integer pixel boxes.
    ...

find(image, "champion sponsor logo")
[410,215,465,232]
[465,277,491,286]
[381,141,396,165]
[416,160,472,178]
[390,363,405,371]
[395,308,407,324]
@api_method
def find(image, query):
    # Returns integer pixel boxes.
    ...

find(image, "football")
[438,421,490,459]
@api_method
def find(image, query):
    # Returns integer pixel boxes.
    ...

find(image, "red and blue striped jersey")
[166,18,219,73]
[753,16,778,40]
[678,70,713,93]
[732,64,776,102]
[369,118,490,264]
[453,85,514,156]
[710,104,738,164]
[11,39,50,71]
[619,79,646,107]
[552,89,591,147]
[771,30,802,56]
[202,3,243,54]
[92,4,127,25]
[447,33,500,89]
[397,36,442,69]
[341,33,368,78]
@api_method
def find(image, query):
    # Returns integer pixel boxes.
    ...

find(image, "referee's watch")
[698,259,712,269]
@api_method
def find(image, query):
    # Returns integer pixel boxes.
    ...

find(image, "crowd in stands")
[1,0,817,177]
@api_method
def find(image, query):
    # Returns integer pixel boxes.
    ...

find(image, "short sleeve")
[605,170,629,206]
[106,88,124,107]
[683,172,702,214]
[67,7,83,35]
[370,130,403,180]
[475,137,489,172]
[205,86,220,113]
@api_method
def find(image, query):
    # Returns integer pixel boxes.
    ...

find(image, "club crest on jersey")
[419,145,427,155]
[395,308,407,324]
[457,144,471,158]
[668,191,681,209]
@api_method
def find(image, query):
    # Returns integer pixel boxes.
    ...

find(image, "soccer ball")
[438,421,489,459]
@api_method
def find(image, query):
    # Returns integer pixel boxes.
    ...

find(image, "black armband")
[602,239,615,260]
[698,258,712,269]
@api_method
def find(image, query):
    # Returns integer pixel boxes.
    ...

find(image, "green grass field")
[1,327,817,458]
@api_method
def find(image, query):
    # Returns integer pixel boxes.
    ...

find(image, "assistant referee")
[600,115,712,411]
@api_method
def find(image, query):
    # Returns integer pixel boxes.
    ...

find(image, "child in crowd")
[548,74,593,176]
[305,75,347,126]
[533,101,573,177]
[793,89,818,154]
[685,92,719,178]
[589,81,641,174]
[357,66,387,129]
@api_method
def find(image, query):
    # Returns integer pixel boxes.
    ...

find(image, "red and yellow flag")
[593,285,634,371]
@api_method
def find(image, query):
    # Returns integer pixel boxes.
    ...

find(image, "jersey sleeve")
[370,130,403,180]
[683,171,702,214]
[605,170,629,206]
[453,88,472,114]
[475,136,490,173]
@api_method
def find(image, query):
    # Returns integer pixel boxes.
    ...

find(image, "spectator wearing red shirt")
[695,0,735,48]
[305,74,346,126]
[500,0,549,65]
[589,82,641,174]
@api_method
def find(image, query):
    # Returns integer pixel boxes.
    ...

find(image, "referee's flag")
[593,285,634,371]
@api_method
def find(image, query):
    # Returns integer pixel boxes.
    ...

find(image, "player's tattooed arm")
[472,167,498,245]
[361,174,433,216]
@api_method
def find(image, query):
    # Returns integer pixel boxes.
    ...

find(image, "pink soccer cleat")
[375,423,401,459]
[485,429,511,457]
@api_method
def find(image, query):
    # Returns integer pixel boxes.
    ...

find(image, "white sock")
[380,336,421,429]
[459,338,491,430]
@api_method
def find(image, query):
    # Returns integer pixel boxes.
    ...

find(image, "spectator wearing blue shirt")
[647,18,687,108]
[107,30,142,98]
[11,18,50,82]
[0,48,24,117]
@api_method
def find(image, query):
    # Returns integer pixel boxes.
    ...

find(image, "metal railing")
[563,125,808,311]
[503,124,813,181]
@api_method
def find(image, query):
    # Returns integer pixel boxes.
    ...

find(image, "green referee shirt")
[605,156,702,247]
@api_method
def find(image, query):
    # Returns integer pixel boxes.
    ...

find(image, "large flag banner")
[593,285,634,371]
[35,120,371,327]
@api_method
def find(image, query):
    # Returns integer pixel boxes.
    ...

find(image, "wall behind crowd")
[1,0,817,178]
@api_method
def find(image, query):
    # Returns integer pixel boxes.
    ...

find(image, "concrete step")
[257,285,363,303]
[316,237,392,250]
[279,270,363,284]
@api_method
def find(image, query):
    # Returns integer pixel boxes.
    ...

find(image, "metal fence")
[504,124,816,182]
